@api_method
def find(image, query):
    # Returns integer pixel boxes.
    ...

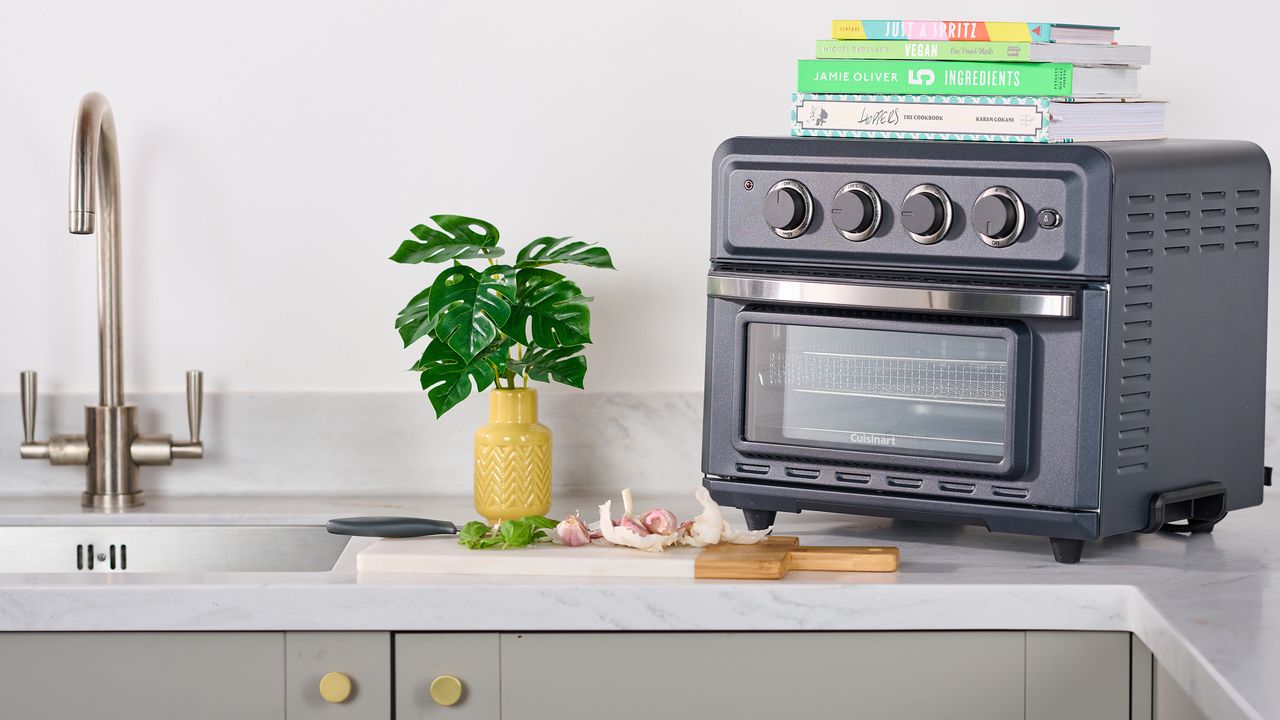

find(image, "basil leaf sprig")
[457,515,558,550]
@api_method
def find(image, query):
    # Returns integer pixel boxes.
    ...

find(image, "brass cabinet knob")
[319,671,353,703]
[429,674,463,706]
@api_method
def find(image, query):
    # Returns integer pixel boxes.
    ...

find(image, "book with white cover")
[791,94,1166,143]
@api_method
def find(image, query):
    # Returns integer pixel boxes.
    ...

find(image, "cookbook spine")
[815,39,1031,62]
[797,59,1072,96]
[831,20,1052,42]
[790,94,1054,143]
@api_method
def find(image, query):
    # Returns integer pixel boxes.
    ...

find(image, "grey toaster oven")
[702,137,1271,562]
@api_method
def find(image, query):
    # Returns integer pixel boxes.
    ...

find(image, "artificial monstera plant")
[391,215,614,417]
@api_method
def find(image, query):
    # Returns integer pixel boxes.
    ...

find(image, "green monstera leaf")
[413,338,506,417]
[516,236,615,269]
[389,215,504,264]
[428,265,516,361]
[394,286,434,348]
[508,345,588,389]
[505,268,591,348]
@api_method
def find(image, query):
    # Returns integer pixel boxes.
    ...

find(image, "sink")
[0,526,351,573]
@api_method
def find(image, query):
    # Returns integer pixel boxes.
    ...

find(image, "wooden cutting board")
[356,536,898,579]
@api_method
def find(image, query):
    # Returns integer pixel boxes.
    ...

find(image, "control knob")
[763,180,813,238]
[900,184,953,244]
[972,187,1026,247]
[831,182,882,242]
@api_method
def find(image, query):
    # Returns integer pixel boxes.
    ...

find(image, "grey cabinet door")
[286,631,391,720]
[0,632,284,720]
[501,632,1025,720]
[396,633,499,720]
[1026,631,1131,720]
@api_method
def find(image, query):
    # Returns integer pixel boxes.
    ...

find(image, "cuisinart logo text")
[851,433,897,446]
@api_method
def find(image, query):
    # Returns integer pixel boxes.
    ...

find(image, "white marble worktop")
[0,491,1275,720]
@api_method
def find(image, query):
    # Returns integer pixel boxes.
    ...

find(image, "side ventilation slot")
[1114,184,1262,483]
[1118,194,1158,479]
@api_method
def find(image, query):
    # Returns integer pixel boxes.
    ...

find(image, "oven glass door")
[744,321,1018,464]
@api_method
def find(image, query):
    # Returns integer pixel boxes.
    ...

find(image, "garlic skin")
[680,487,771,546]
[641,508,678,535]
[554,514,592,546]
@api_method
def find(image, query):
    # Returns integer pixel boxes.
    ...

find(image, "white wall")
[2,0,1278,396]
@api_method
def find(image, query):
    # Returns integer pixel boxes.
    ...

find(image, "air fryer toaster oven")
[701,138,1271,563]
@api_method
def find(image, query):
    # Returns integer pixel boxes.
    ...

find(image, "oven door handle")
[707,273,1076,319]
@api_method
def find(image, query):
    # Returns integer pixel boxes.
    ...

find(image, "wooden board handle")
[787,546,900,573]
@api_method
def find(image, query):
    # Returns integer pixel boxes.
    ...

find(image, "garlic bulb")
[554,514,592,546]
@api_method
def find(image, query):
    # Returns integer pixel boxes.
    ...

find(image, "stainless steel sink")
[0,526,351,573]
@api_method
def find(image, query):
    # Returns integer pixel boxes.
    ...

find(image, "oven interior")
[743,321,1017,465]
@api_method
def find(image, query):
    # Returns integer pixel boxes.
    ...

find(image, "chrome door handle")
[706,273,1076,319]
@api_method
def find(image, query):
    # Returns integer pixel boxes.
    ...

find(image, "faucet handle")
[186,370,203,444]
[169,370,205,461]
[20,371,36,444]
[19,371,52,460]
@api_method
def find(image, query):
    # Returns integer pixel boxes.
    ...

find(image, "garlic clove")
[598,497,682,553]
[554,514,592,546]
[641,508,678,535]
[619,515,651,536]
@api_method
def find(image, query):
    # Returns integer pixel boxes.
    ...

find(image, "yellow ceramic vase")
[473,389,552,524]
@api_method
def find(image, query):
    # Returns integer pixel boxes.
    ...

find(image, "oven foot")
[1049,538,1085,564]
[742,509,778,532]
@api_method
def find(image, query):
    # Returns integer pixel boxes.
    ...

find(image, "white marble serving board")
[357,537,700,577]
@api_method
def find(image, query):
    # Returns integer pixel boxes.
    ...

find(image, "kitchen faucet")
[18,92,204,509]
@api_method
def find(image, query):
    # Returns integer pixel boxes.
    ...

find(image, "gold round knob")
[319,671,353,703]
[430,674,463,706]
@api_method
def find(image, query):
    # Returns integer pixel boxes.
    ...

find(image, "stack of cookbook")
[792,20,1164,143]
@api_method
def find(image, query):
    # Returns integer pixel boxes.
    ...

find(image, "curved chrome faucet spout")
[68,91,124,407]
[20,92,206,511]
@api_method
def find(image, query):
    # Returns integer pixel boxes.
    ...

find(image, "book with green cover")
[797,59,1138,97]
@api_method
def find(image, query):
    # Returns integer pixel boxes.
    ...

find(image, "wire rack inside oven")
[766,349,1008,405]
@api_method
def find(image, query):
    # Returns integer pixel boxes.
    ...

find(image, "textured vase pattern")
[474,444,552,522]
[474,389,553,523]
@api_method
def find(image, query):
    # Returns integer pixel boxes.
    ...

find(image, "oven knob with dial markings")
[762,180,813,238]
[972,187,1026,247]
[900,184,953,245]
[831,182,882,242]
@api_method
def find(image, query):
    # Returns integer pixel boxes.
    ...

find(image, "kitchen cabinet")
[0,630,1147,719]
[0,632,285,720]
[500,631,1027,720]
[395,633,499,719]
[286,631,391,720]
[1025,631,1131,720]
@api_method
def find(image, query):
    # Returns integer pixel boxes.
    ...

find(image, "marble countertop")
[0,490,1275,720]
